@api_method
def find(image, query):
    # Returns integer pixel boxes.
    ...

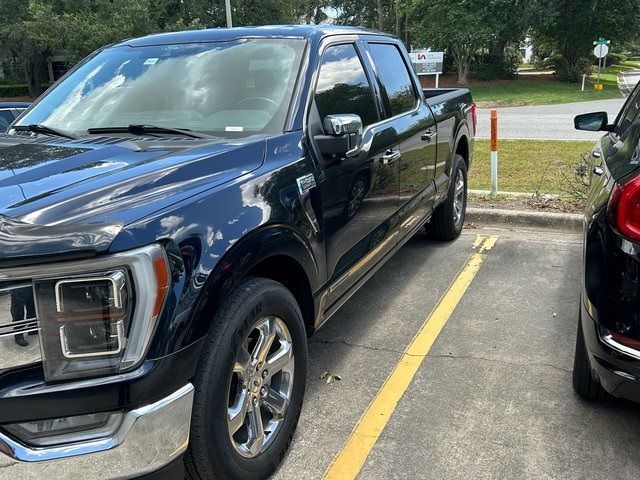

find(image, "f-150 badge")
[296,174,320,234]
[296,174,316,196]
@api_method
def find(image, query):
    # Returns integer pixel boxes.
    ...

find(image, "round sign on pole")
[594,44,609,58]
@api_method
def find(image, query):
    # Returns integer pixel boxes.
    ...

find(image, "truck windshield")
[16,39,306,138]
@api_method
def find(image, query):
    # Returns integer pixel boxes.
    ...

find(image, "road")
[476,98,626,141]
[273,226,640,480]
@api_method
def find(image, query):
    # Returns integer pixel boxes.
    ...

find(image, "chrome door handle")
[381,149,401,165]
[421,129,436,142]
[593,164,605,176]
[592,149,602,158]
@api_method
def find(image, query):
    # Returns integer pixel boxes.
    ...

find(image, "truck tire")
[185,277,307,480]
[428,154,467,241]
[572,317,611,401]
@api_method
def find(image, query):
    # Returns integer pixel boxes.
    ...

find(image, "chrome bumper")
[0,383,194,480]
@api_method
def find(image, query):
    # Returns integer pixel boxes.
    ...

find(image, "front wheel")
[185,277,307,480]
[428,154,467,241]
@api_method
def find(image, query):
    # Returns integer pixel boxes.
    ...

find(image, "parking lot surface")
[274,227,640,480]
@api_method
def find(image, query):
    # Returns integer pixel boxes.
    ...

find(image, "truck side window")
[367,43,418,117]
[314,44,378,127]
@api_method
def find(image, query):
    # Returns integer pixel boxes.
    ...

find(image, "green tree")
[330,0,410,43]
[0,0,308,97]
[534,0,640,82]
[410,0,491,85]
[0,0,158,96]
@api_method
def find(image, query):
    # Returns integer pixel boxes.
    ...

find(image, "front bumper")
[0,383,193,479]
[581,301,640,402]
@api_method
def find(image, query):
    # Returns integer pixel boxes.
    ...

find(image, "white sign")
[594,44,609,59]
[410,51,444,75]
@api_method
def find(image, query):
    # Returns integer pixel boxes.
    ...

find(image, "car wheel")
[572,316,612,401]
[185,277,307,480]
[428,154,467,241]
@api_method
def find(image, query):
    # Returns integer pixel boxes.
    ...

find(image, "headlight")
[31,244,170,382]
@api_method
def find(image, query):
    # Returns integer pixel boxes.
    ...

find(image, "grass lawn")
[425,60,640,108]
[469,139,594,196]
[468,77,622,107]
[590,60,640,85]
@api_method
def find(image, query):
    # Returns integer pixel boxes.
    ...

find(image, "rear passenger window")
[314,44,378,127]
[367,43,417,117]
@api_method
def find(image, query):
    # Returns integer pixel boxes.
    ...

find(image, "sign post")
[410,51,444,87]
[490,110,499,196]
[593,37,610,91]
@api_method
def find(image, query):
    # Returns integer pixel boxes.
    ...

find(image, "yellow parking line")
[323,234,499,480]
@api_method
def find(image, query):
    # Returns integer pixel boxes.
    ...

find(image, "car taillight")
[608,173,640,241]
[610,331,640,351]
[470,103,477,137]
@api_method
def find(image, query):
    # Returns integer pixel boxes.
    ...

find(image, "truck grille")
[0,283,41,372]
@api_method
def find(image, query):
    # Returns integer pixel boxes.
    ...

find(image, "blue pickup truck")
[0,26,474,479]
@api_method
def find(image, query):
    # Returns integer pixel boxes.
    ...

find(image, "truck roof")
[119,25,389,47]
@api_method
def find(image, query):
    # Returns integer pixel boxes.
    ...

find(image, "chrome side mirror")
[319,114,363,158]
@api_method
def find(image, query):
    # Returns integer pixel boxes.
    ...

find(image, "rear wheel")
[572,317,611,401]
[185,277,307,480]
[428,154,467,241]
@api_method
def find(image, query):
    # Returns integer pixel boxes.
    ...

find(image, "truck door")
[308,41,401,310]
[363,40,437,239]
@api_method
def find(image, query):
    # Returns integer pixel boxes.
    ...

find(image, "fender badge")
[296,174,316,197]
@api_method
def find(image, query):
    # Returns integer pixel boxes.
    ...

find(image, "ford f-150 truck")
[0,26,474,480]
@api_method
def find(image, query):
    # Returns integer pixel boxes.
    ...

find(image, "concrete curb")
[466,207,582,232]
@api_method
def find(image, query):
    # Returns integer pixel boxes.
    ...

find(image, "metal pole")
[435,73,439,88]
[597,45,602,87]
[225,0,233,27]
[490,109,498,196]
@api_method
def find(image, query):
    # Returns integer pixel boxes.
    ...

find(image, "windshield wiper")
[12,124,78,140]
[87,124,215,139]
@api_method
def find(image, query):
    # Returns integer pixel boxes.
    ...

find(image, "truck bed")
[423,88,472,107]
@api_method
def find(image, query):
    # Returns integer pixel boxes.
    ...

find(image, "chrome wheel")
[227,316,295,458]
[453,169,465,225]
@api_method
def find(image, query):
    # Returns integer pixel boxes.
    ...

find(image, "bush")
[602,52,627,66]
[555,58,593,82]
[0,84,29,97]
[471,49,521,81]
[544,54,563,70]
[442,52,456,75]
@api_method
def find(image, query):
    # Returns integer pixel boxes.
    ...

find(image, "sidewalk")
[618,68,640,96]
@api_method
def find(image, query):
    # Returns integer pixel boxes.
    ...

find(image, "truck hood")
[0,135,266,262]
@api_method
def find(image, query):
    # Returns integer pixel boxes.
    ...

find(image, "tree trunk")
[395,0,401,37]
[25,52,48,97]
[305,0,317,24]
[457,59,469,85]
[453,45,472,85]
[490,39,508,57]
[377,0,384,30]
[404,12,409,46]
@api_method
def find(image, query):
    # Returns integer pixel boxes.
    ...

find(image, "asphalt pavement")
[273,226,640,480]
[476,98,626,141]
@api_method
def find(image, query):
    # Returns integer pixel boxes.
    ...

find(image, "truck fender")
[149,225,321,357]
